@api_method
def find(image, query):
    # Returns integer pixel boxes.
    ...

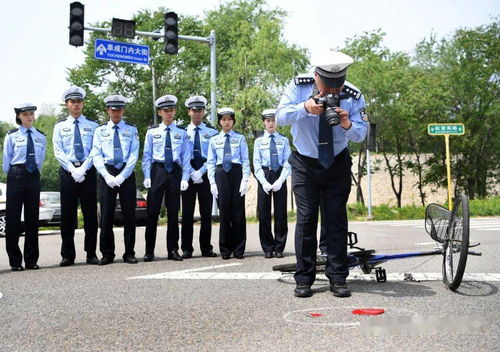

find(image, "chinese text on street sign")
[94,38,149,65]
[427,123,465,136]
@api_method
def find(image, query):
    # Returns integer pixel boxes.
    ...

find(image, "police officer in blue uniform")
[53,87,99,266]
[180,96,218,259]
[2,103,46,271]
[142,95,191,262]
[207,107,250,260]
[90,95,140,265]
[276,52,368,298]
[253,109,291,258]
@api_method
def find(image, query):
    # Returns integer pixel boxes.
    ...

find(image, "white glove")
[143,178,151,189]
[190,170,203,183]
[115,174,125,187]
[262,181,273,195]
[71,166,86,182]
[180,180,189,191]
[193,177,204,184]
[272,179,284,192]
[104,174,117,188]
[239,181,248,197]
[74,174,86,183]
[210,184,218,199]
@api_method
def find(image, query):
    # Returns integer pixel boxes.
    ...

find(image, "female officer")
[2,103,46,271]
[207,108,250,260]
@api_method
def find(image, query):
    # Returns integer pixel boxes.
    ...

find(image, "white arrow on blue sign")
[94,38,149,65]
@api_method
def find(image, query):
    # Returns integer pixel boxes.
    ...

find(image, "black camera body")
[315,94,341,126]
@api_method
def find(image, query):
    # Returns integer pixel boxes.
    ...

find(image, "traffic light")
[69,2,85,47]
[164,12,178,54]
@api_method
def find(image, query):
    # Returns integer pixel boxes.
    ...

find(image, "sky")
[0,0,498,123]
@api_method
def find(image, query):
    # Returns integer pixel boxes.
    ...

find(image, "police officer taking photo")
[142,95,190,262]
[276,52,368,298]
[253,109,291,259]
[3,102,46,271]
[53,87,99,266]
[91,95,140,265]
[180,96,218,259]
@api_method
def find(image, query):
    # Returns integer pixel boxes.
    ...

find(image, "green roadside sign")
[427,123,465,136]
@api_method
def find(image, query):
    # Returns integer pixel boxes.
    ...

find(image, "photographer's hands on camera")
[304,94,352,130]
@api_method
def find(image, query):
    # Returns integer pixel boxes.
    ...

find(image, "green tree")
[419,19,500,199]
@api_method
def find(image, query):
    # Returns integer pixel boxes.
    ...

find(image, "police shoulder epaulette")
[7,128,19,134]
[35,128,46,136]
[294,75,314,85]
[55,117,67,124]
[342,83,362,100]
[176,125,186,130]
[99,123,107,127]
[205,122,217,130]
[148,124,159,130]
[124,121,136,127]
[232,131,242,135]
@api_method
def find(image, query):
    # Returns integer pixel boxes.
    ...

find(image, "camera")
[315,94,341,126]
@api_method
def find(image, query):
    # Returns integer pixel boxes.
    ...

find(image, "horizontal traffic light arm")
[84,26,212,44]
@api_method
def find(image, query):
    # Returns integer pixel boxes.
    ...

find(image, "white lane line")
[0,291,3,300]
[415,242,437,246]
[480,228,500,231]
[127,268,500,281]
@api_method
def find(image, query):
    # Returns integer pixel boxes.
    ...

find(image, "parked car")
[40,192,61,225]
[0,183,56,237]
[97,190,148,227]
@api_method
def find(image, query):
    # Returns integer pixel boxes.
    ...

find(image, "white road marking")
[0,291,3,300]
[415,242,437,246]
[127,265,500,282]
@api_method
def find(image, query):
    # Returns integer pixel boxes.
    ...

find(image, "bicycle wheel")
[442,193,470,291]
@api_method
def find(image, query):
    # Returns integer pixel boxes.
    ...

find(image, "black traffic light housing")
[69,2,85,47]
[164,12,178,54]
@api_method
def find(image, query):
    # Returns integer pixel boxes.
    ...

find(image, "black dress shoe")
[221,254,231,260]
[275,252,284,258]
[330,282,351,297]
[98,257,114,266]
[60,258,75,267]
[264,251,274,259]
[201,250,217,257]
[294,284,313,298]
[86,256,99,265]
[234,254,244,259]
[143,253,155,262]
[123,255,138,264]
[168,250,183,261]
[182,251,192,259]
[26,264,40,270]
[11,266,24,272]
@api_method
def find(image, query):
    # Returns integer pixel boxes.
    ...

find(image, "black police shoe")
[330,282,351,297]
[98,257,114,266]
[26,264,40,270]
[60,258,75,267]
[182,251,193,259]
[264,251,274,259]
[275,252,285,258]
[143,253,155,262]
[234,254,244,259]
[86,256,99,265]
[123,255,138,264]
[201,250,217,258]
[168,250,183,261]
[11,266,24,272]
[221,254,231,260]
[294,284,313,298]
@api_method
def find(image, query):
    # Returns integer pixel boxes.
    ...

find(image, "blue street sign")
[94,38,149,65]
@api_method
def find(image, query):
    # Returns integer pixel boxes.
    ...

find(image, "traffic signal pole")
[84,25,217,124]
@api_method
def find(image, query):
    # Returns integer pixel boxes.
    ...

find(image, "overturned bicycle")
[273,193,481,292]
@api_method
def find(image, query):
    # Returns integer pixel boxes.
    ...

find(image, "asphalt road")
[1,218,499,351]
